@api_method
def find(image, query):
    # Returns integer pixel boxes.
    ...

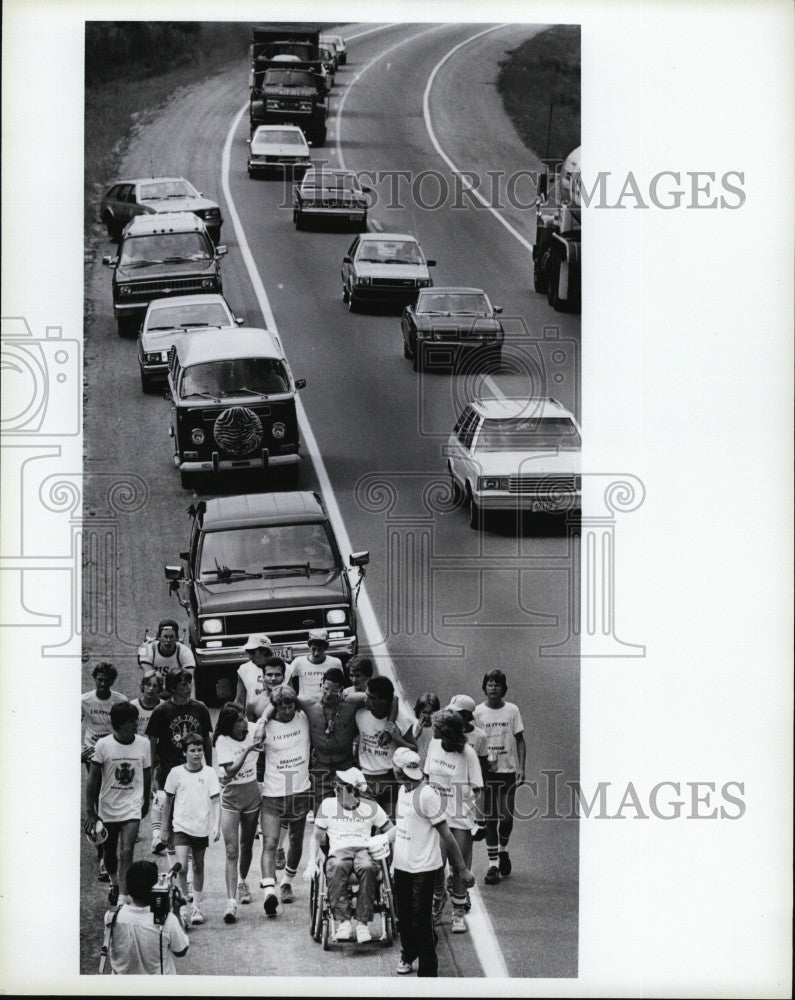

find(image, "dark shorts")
[260,790,313,821]
[221,780,261,815]
[364,771,399,818]
[173,831,209,850]
[310,758,356,810]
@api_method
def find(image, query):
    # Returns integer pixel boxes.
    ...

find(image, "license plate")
[532,500,556,512]
[271,644,293,661]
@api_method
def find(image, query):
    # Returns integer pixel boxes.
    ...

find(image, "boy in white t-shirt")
[86,700,151,906]
[304,766,393,944]
[288,628,343,700]
[473,669,526,885]
[161,734,221,925]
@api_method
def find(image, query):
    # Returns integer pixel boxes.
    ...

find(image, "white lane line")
[223,36,511,976]
[422,24,535,254]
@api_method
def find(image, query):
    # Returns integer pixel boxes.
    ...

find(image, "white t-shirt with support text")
[314,795,388,854]
[164,763,221,837]
[215,723,259,786]
[93,733,151,823]
[423,738,482,830]
[472,701,524,773]
[81,689,128,749]
[393,782,445,874]
[260,710,311,797]
[289,653,342,700]
[355,708,394,775]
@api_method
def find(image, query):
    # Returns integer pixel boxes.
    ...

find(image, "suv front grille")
[371,278,417,288]
[120,277,214,303]
[209,606,350,641]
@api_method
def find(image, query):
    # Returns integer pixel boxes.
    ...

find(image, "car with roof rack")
[447,396,581,528]
[99,175,224,243]
[167,326,305,489]
[102,213,227,338]
[164,490,369,702]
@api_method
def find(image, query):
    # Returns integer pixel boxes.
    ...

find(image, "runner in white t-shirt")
[137,619,195,695]
[388,748,474,977]
[81,662,128,768]
[161,735,221,926]
[304,766,393,944]
[234,633,272,715]
[355,675,413,819]
[86,700,151,907]
[131,671,164,737]
[254,685,312,915]
[288,628,343,700]
[473,669,526,886]
[213,703,263,923]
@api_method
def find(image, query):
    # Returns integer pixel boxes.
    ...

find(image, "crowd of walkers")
[82,623,525,976]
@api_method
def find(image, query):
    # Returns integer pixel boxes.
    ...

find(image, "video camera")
[150,862,184,925]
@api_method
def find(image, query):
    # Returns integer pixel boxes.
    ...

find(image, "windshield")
[120,232,211,265]
[474,417,581,452]
[180,357,289,399]
[253,130,305,147]
[138,180,196,201]
[357,240,423,264]
[417,292,489,314]
[145,302,231,332]
[264,69,314,87]
[199,523,337,580]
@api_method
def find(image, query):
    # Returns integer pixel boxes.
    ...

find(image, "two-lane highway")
[81,23,580,979]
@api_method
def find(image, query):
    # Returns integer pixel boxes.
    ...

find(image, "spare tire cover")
[213,406,263,456]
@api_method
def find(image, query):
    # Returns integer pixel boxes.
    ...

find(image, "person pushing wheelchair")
[303,766,393,944]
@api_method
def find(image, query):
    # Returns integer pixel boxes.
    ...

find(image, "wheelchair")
[309,838,396,950]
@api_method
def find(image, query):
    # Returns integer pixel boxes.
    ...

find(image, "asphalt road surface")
[81,22,581,980]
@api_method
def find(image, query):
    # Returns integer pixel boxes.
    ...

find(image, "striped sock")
[283,867,297,882]
[487,846,499,864]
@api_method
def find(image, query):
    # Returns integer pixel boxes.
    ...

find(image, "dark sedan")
[401,287,503,371]
[99,176,224,243]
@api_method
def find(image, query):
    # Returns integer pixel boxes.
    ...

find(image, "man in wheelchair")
[303,767,393,944]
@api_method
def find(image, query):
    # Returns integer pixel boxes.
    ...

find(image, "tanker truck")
[532,146,581,313]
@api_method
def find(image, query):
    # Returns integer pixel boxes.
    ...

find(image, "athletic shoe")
[472,824,487,841]
[484,865,501,885]
[396,959,413,975]
[306,810,315,824]
[499,852,512,878]
[463,890,472,913]
[335,919,354,941]
[451,912,467,934]
[190,905,204,925]
[275,847,286,870]
[263,891,279,917]
[356,923,372,944]
[432,889,447,925]
[107,884,119,906]
[237,880,252,904]
[223,900,237,924]
[280,882,295,904]
[98,859,110,883]
[151,837,166,855]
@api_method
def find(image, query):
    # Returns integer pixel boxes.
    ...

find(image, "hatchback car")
[247,125,311,178]
[341,233,435,311]
[167,327,306,488]
[137,294,243,393]
[293,168,370,230]
[164,491,368,702]
[320,33,347,65]
[102,213,227,338]
[99,176,224,243]
[447,396,582,528]
[402,287,504,371]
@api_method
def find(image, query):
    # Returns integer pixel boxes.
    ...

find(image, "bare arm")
[211,794,221,841]
[86,762,102,822]
[142,766,152,818]
[233,676,247,711]
[203,731,213,767]
[436,820,474,885]
[161,792,175,841]
[515,732,526,782]
[219,741,260,780]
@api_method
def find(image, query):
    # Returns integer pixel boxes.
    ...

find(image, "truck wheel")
[180,470,195,491]
[412,341,423,372]
[547,259,563,310]
[533,256,547,293]
[347,292,358,313]
[140,371,156,394]
[294,210,304,230]
[314,127,327,147]
[403,340,412,360]
[117,317,135,338]
[468,487,483,530]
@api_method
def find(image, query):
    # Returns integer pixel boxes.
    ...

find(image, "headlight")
[356,276,371,286]
[326,609,346,625]
[266,99,280,110]
[144,352,164,364]
[417,278,431,288]
[201,618,223,634]
[202,209,221,220]
[271,422,286,439]
[191,428,206,445]
[574,475,582,491]
[119,286,132,296]
[298,101,312,112]
[201,278,215,289]
[477,476,508,490]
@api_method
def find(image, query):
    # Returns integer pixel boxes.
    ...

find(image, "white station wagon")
[447,396,582,528]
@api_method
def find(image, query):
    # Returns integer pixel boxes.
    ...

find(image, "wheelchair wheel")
[309,875,318,937]
[378,858,396,947]
[321,913,331,951]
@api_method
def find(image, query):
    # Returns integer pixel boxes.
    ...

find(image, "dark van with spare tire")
[167,327,305,488]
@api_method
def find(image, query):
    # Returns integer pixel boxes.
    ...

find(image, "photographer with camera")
[102,860,189,974]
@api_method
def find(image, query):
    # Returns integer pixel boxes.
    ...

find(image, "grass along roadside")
[496,25,580,164]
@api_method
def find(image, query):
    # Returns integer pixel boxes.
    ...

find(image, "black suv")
[102,212,227,337]
[165,491,369,702]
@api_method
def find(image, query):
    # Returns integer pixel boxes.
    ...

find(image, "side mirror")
[216,245,228,256]
[350,551,370,568]
[165,565,185,581]
[102,255,117,267]
[294,378,306,390]
[179,551,190,560]
[342,255,352,264]
[246,139,252,145]
[235,316,244,326]
[494,305,503,314]
[426,259,436,267]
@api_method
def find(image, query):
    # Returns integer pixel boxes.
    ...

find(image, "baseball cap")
[307,627,329,646]
[392,747,423,780]
[446,694,476,714]
[244,633,272,651]
[336,766,367,791]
